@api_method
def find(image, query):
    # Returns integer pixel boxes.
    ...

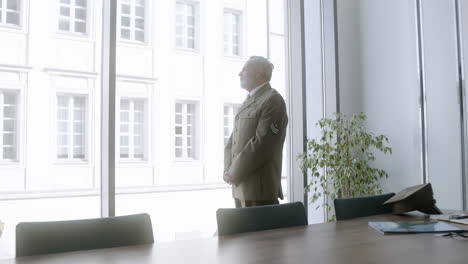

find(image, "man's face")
[238,61,261,91]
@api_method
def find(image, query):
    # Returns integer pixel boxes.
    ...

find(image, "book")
[429,213,468,225]
[368,221,465,235]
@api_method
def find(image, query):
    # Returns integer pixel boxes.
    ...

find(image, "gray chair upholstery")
[334,193,395,220]
[216,202,308,236]
[16,213,154,257]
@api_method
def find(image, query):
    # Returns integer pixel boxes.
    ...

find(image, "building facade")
[0,0,286,196]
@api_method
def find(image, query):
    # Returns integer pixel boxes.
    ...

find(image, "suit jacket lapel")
[236,84,271,116]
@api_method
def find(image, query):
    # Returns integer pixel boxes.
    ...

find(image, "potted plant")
[297,112,392,221]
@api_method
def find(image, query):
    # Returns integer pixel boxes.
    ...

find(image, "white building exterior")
[0,0,286,196]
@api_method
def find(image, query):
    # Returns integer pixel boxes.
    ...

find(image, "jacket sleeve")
[228,94,288,184]
[224,134,233,172]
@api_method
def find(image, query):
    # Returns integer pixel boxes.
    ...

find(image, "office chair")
[334,193,395,220]
[216,202,308,236]
[16,213,154,257]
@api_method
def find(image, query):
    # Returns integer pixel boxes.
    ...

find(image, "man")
[224,56,288,208]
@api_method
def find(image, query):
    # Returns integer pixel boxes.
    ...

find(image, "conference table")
[5,213,468,264]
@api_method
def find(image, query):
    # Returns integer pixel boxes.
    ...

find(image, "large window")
[223,103,240,145]
[119,0,146,42]
[175,1,198,50]
[223,10,241,57]
[0,0,20,27]
[119,98,146,161]
[56,95,87,161]
[58,0,87,34]
[0,0,293,258]
[0,91,18,161]
[174,101,197,160]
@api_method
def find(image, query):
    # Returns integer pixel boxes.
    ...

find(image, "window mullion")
[68,96,74,160]
[129,100,135,159]
[0,93,4,159]
[70,2,75,33]
[182,103,188,158]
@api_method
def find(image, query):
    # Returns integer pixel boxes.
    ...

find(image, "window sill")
[223,54,244,62]
[0,25,26,34]
[174,48,201,56]
[118,39,151,48]
[52,32,94,43]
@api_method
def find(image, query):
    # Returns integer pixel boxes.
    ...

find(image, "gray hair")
[247,56,274,82]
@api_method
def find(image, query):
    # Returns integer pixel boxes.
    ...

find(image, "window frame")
[55,93,89,162]
[0,0,22,29]
[118,97,148,162]
[223,102,240,146]
[174,100,199,161]
[223,9,242,58]
[0,90,19,162]
[117,0,148,44]
[57,0,89,36]
[175,0,199,52]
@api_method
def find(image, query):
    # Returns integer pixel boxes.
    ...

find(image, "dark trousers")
[234,198,279,208]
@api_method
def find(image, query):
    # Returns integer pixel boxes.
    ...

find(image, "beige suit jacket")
[224,84,288,201]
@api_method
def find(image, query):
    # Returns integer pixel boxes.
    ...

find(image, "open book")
[430,214,468,225]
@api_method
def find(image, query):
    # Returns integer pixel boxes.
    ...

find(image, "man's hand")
[223,171,233,184]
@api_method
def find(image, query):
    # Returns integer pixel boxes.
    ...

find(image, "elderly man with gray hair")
[223,56,288,208]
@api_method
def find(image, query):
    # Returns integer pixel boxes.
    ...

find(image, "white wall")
[335,0,467,210]
[336,0,423,193]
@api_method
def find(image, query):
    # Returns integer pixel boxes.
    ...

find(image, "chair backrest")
[16,213,154,257]
[334,193,395,220]
[216,202,308,236]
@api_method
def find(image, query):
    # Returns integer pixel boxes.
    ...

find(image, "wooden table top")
[6,213,468,264]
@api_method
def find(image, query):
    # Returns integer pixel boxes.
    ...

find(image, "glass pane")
[6,12,19,25]
[57,96,68,106]
[75,0,87,8]
[174,136,182,146]
[135,18,144,29]
[120,147,129,158]
[3,120,15,131]
[135,30,144,42]
[175,126,182,134]
[58,135,68,145]
[121,17,130,27]
[135,7,144,17]
[175,103,182,113]
[59,122,68,132]
[120,124,128,133]
[121,4,130,14]
[60,6,70,17]
[59,19,70,31]
[75,8,86,20]
[7,0,18,10]
[3,106,15,118]
[175,114,182,124]
[75,21,86,33]
[136,0,145,7]
[3,133,14,145]
[121,29,130,39]
[74,135,83,145]
[120,111,129,122]
[120,135,129,145]
[187,39,195,49]
[175,148,182,158]
[60,0,70,4]
[3,147,16,159]
[120,100,130,110]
